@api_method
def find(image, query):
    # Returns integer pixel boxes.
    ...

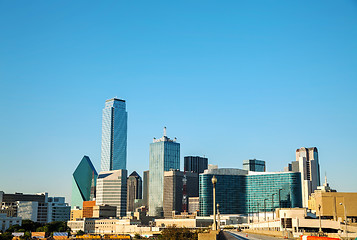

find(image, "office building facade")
[163,170,199,217]
[96,170,127,217]
[184,156,208,174]
[143,170,149,208]
[199,168,302,216]
[127,171,142,212]
[149,127,180,216]
[101,98,128,171]
[71,156,97,208]
[243,159,266,172]
[286,147,321,208]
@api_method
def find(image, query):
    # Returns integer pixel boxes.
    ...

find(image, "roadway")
[221,231,288,240]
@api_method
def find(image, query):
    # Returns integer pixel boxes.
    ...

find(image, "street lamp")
[264,199,268,221]
[212,175,217,231]
[272,193,277,220]
[339,202,347,239]
[278,189,283,209]
[318,204,322,235]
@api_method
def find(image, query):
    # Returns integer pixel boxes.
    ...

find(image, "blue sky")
[0,1,356,202]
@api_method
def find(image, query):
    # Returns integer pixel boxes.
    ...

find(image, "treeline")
[0,220,70,240]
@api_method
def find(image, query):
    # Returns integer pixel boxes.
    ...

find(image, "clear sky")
[0,1,356,202]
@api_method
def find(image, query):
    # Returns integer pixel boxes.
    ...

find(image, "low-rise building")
[0,213,22,231]
[70,208,83,221]
[92,205,117,218]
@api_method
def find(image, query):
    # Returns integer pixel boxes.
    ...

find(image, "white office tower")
[101,98,128,171]
[295,147,321,208]
[96,170,127,217]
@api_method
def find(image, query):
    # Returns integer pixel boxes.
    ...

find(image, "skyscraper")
[100,98,128,171]
[184,156,208,174]
[71,156,97,208]
[127,171,142,212]
[295,147,321,208]
[96,170,127,217]
[149,127,180,217]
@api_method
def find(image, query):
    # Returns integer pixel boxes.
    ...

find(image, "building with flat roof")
[184,156,208,174]
[92,205,117,218]
[0,213,21,232]
[163,170,199,217]
[101,98,128,171]
[243,159,266,172]
[149,127,180,217]
[199,168,302,216]
[96,170,127,217]
[143,170,149,208]
[71,156,97,209]
[82,201,95,218]
[308,179,357,222]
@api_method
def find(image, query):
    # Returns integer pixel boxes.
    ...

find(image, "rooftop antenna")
[324,172,327,186]
[163,126,167,137]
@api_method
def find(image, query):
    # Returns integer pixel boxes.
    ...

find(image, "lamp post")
[339,202,347,239]
[257,202,260,223]
[318,204,322,235]
[212,175,217,231]
[272,193,277,220]
[264,199,268,221]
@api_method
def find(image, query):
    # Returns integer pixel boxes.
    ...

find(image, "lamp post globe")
[212,175,217,185]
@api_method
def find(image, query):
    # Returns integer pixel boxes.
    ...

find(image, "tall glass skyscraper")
[149,127,180,216]
[100,98,128,171]
[71,156,98,209]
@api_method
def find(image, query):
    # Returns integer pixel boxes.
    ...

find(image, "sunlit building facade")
[96,170,127,217]
[199,168,302,216]
[100,98,128,171]
[149,127,180,216]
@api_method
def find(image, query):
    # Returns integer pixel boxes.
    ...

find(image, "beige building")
[70,209,83,221]
[308,191,357,222]
[67,218,159,235]
[93,205,117,218]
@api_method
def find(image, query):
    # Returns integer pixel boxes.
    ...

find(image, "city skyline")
[0,1,356,202]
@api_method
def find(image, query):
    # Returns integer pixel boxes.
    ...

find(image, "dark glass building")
[199,168,302,216]
[127,171,142,212]
[243,159,266,172]
[184,156,208,174]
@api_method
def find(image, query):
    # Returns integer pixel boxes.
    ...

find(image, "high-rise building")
[243,159,266,172]
[100,98,128,171]
[127,171,142,212]
[289,147,321,208]
[163,170,199,217]
[96,170,127,217]
[143,171,149,208]
[72,156,97,209]
[199,168,302,216]
[184,156,208,174]
[149,127,180,217]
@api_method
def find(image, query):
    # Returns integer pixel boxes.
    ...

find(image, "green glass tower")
[148,127,180,217]
[71,156,98,208]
